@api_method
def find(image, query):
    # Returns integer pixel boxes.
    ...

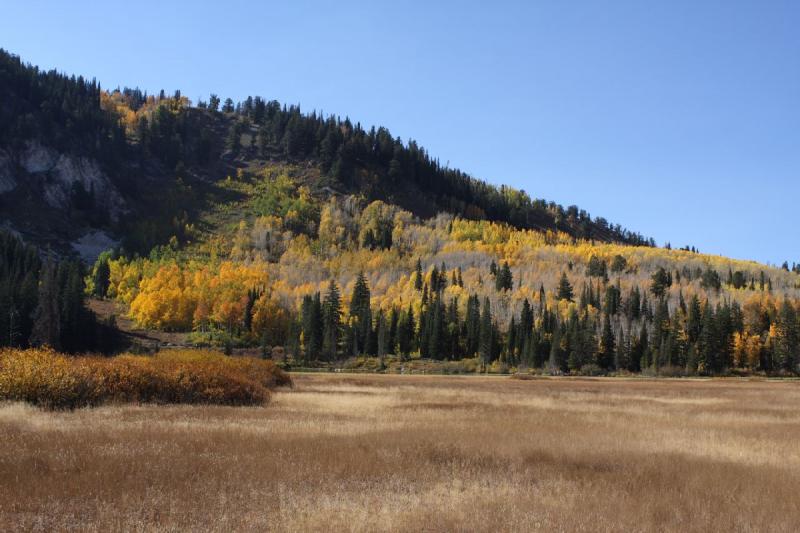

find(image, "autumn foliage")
[94,189,800,375]
[0,348,291,409]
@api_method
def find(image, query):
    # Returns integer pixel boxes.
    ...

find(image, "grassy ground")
[1,374,799,531]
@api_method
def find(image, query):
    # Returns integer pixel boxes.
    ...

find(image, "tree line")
[0,230,117,353]
[0,49,126,164]
[287,259,799,375]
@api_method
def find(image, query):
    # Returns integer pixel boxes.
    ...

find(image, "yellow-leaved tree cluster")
[100,189,800,374]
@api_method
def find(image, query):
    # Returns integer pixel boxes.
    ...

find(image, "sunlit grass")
[1,373,798,531]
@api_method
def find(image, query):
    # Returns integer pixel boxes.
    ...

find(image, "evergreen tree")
[627,286,641,321]
[349,272,372,354]
[376,309,388,358]
[610,254,627,273]
[614,326,628,371]
[414,258,423,291]
[599,314,615,369]
[495,261,513,291]
[775,300,799,372]
[321,281,341,360]
[446,297,461,359]
[387,307,399,355]
[587,255,608,279]
[89,250,113,298]
[465,294,481,357]
[604,282,621,316]
[479,297,493,366]
[57,261,94,353]
[430,264,440,293]
[506,316,517,363]
[301,293,323,362]
[519,299,533,343]
[548,325,563,373]
[557,272,574,302]
[397,305,415,358]
[427,298,446,359]
[650,267,672,298]
[697,302,717,373]
[30,262,61,350]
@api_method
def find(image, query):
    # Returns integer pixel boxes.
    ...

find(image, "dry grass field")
[2,374,800,532]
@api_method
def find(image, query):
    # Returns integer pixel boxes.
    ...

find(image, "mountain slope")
[0,49,651,259]
[2,50,800,376]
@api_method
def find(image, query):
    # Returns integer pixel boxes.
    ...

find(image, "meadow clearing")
[1,373,799,532]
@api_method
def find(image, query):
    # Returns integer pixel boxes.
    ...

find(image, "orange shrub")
[0,348,291,409]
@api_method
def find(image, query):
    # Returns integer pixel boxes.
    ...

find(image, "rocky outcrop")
[72,230,120,264]
[17,141,127,221]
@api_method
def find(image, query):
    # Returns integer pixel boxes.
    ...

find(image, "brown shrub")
[0,348,291,409]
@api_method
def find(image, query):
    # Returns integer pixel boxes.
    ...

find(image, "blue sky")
[2,1,798,265]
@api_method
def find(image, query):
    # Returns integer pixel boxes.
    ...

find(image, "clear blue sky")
[3,1,798,265]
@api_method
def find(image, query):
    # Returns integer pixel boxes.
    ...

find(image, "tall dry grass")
[1,374,799,531]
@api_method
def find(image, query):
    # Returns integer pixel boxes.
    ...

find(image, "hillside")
[0,49,650,259]
[1,49,800,375]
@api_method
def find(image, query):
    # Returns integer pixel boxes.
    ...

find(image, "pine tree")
[397,305,415,358]
[548,326,562,373]
[414,259,423,291]
[376,309,388,357]
[349,272,371,354]
[446,297,461,359]
[387,307,399,355]
[208,94,220,112]
[614,326,627,371]
[322,281,341,360]
[465,294,481,357]
[557,272,574,302]
[775,300,799,372]
[627,286,641,321]
[506,316,517,363]
[650,267,672,298]
[89,250,113,298]
[430,264,440,293]
[479,297,493,367]
[698,302,717,374]
[599,314,615,369]
[427,298,445,359]
[587,255,608,278]
[57,261,92,353]
[301,293,323,362]
[30,261,61,350]
[519,299,533,342]
[604,283,621,316]
[495,261,513,291]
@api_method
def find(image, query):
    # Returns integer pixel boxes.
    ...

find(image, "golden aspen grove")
[97,172,800,376]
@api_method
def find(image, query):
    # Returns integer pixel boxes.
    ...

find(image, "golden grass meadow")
[2,372,800,532]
